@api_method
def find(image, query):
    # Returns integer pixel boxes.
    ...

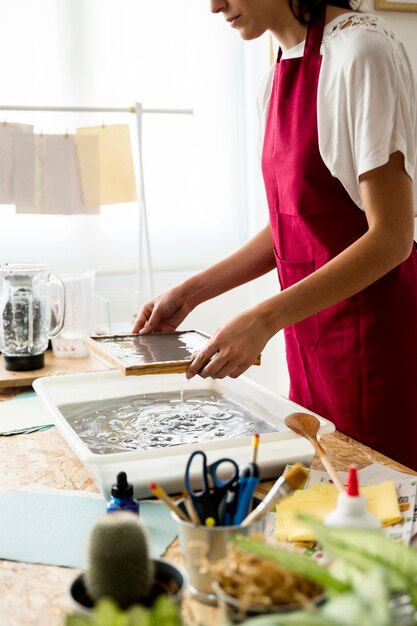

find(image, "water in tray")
[59,389,282,455]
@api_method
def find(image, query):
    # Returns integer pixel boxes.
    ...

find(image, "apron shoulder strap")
[304,8,326,59]
[276,7,326,62]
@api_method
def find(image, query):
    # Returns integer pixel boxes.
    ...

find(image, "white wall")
[371,1,417,77]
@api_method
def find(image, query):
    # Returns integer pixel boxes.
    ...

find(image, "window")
[0,0,254,274]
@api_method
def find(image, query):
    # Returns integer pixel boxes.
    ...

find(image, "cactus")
[84,511,155,610]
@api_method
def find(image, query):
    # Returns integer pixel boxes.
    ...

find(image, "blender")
[0,263,65,371]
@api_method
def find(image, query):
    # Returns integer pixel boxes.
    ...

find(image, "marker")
[205,517,216,527]
[148,481,189,522]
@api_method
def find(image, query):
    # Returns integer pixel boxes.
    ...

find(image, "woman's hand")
[186,308,273,380]
[132,286,193,334]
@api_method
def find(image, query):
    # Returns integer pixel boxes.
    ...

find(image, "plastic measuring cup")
[52,269,95,358]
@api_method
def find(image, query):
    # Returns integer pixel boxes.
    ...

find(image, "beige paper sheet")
[43,134,99,214]
[14,133,99,215]
[0,123,33,204]
[13,134,44,214]
[76,124,137,205]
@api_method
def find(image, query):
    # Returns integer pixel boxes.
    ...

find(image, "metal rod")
[134,102,154,296]
[0,105,193,115]
[0,101,166,299]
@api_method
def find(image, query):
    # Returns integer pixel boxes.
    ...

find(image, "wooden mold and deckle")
[86,330,261,376]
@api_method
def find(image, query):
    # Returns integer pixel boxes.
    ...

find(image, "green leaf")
[65,615,93,626]
[322,568,392,626]
[299,516,417,605]
[150,596,182,626]
[126,605,150,626]
[66,595,182,626]
[238,611,340,626]
[237,569,394,626]
[233,535,350,593]
[94,599,126,626]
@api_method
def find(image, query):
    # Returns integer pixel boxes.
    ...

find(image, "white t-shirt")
[258,12,417,213]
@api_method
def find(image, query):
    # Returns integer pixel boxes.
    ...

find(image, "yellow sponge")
[275,480,401,543]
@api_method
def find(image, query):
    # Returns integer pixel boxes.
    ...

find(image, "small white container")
[325,465,381,530]
[33,370,335,498]
[52,269,95,359]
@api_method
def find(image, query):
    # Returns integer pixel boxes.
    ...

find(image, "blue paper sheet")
[0,390,54,435]
[0,487,179,569]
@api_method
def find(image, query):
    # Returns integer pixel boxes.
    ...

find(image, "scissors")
[184,450,239,524]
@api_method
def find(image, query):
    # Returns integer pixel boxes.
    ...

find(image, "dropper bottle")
[106,471,140,515]
[324,465,381,530]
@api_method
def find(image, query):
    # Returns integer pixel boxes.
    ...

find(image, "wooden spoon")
[284,412,344,493]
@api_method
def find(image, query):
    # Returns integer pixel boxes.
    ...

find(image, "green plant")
[66,596,182,626]
[85,512,155,610]
[231,517,417,626]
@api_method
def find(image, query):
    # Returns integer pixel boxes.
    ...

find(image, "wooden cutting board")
[0,350,112,389]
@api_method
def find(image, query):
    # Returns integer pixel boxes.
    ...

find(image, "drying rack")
[0,103,194,297]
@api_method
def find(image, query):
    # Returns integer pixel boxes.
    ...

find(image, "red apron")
[262,10,417,470]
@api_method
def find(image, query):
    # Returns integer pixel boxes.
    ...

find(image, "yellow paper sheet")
[74,134,101,209]
[275,481,402,543]
[76,124,136,206]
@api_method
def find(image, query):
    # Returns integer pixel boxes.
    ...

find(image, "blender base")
[3,353,45,371]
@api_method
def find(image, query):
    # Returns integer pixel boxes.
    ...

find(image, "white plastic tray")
[33,370,335,497]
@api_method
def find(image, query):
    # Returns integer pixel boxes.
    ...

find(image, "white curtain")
[0,0,269,275]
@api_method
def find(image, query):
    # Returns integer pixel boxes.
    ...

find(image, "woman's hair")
[288,0,356,25]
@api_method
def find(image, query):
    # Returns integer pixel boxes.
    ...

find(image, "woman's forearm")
[181,224,276,309]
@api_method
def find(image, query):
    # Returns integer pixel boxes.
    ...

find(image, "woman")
[133,0,417,469]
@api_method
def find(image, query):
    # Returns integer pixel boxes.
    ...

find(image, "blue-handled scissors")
[184,450,239,524]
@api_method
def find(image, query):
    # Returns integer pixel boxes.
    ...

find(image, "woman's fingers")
[186,311,269,380]
[187,350,251,379]
[186,341,252,380]
[132,303,154,333]
[132,293,183,334]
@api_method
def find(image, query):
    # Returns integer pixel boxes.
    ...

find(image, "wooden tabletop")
[0,385,415,626]
[0,350,109,389]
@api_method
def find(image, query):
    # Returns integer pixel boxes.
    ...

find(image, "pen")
[240,464,308,527]
[232,475,260,525]
[148,481,189,522]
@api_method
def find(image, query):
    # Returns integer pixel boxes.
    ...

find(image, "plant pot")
[68,558,187,616]
[212,581,326,624]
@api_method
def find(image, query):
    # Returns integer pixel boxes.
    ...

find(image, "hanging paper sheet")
[74,133,101,209]
[76,124,137,205]
[13,133,99,215]
[43,134,98,214]
[13,134,44,214]
[0,123,33,205]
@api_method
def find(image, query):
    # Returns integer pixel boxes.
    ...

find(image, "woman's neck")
[270,4,354,50]
[269,5,307,50]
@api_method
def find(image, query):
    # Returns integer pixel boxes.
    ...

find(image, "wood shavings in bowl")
[211,543,324,612]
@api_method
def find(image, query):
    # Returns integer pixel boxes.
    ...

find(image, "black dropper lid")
[111,471,134,499]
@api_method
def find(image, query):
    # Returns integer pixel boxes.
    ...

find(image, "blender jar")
[0,263,65,371]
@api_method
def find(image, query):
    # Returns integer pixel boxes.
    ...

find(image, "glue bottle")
[324,465,381,530]
[107,471,140,515]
